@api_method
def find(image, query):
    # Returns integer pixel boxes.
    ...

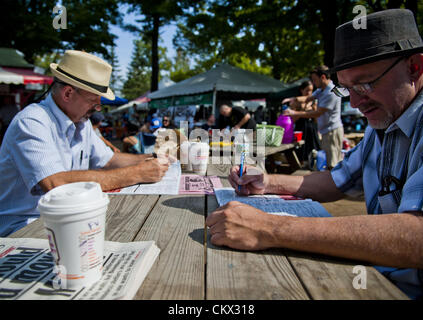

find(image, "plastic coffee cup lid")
[38,181,109,215]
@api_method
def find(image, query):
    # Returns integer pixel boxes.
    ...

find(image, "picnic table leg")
[283,149,302,172]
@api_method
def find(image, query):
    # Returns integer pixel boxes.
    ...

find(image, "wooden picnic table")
[9,163,408,300]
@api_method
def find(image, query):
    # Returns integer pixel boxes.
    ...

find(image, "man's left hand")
[206,201,278,251]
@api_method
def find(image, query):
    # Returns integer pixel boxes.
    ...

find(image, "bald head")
[220,104,232,117]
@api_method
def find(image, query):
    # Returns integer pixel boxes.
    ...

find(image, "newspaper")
[179,175,223,195]
[214,188,332,217]
[0,238,160,300]
[106,161,181,195]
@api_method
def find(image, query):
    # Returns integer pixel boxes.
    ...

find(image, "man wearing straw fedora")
[0,50,170,237]
[207,9,423,299]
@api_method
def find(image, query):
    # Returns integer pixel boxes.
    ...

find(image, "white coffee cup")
[190,142,209,175]
[37,181,109,289]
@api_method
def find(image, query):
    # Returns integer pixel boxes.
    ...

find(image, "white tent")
[0,67,24,84]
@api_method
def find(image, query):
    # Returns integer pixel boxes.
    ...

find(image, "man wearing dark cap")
[206,9,423,299]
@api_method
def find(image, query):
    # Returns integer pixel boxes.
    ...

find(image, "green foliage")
[0,0,120,63]
[0,0,60,64]
[174,0,421,83]
[121,38,171,100]
[33,52,63,76]
[107,45,123,94]
[121,38,152,100]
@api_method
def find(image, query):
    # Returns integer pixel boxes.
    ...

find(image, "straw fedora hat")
[50,50,115,100]
[331,9,423,72]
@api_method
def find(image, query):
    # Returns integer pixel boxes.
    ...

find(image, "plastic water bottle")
[276,105,294,144]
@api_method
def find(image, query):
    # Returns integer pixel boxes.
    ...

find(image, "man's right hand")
[136,158,169,183]
[228,165,268,195]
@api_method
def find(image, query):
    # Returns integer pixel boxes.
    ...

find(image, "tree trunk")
[319,4,339,68]
[151,14,160,92]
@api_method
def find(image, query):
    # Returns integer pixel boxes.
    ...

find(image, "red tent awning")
[2,67,53,85]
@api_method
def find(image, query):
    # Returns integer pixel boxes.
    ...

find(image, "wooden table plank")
[286,252,409,300]
[133,194,206,300]
[105,194,159,242]
[9,217,46,239]
[206,164,309,300]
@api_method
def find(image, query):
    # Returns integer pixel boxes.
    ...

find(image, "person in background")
[218,102,256,131]
[162,115,176,129]
[90,112,121,153]
[207,9,423,299]
[201,114,216,133]
[254,105,264,124]
[285,81,321,162]
[123,117,162,154]
[283,66,343,169]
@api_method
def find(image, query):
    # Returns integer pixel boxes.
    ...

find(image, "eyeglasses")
[163,119,169,122]
[74,88,102,111]
[55,79,102,111]
[331,57,404,98]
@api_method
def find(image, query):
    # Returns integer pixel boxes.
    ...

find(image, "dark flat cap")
[331,9,423,72]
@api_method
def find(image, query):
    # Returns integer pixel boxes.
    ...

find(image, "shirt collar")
[41,93,75,136]
[386,90,423,137]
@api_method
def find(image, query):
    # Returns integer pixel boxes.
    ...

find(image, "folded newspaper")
[0,238,160,300]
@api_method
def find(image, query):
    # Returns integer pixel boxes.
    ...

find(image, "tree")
[121,39,152,100]
[169,48,199,82]
[174,0,325,82]
[121,38,171,100]
[34,52,63,76]
[122,0,198,92]
[0,0,60,63]
[107,45,123,95]
[174,0,421,82]
[0,0,121,63]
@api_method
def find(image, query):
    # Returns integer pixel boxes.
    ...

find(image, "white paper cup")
[37,182,109,289]
[190,142,209,175]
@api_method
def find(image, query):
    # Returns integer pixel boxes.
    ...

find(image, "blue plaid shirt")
[0,94,114,236]
[331,91,423,299]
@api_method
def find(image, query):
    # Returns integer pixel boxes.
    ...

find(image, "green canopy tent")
[147,64,288,117]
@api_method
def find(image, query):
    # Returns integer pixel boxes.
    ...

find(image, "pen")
[238,151,245,192]
[80,150,83,165]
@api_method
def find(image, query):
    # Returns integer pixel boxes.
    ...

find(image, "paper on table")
[214,188,332,217]
[179,175,223,195]
[107,161,181,195]
[0,238,159,300]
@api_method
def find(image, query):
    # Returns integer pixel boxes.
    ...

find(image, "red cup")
[294,131,303,141]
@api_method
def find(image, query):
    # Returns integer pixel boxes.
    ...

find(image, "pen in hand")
[238,151,245,192]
